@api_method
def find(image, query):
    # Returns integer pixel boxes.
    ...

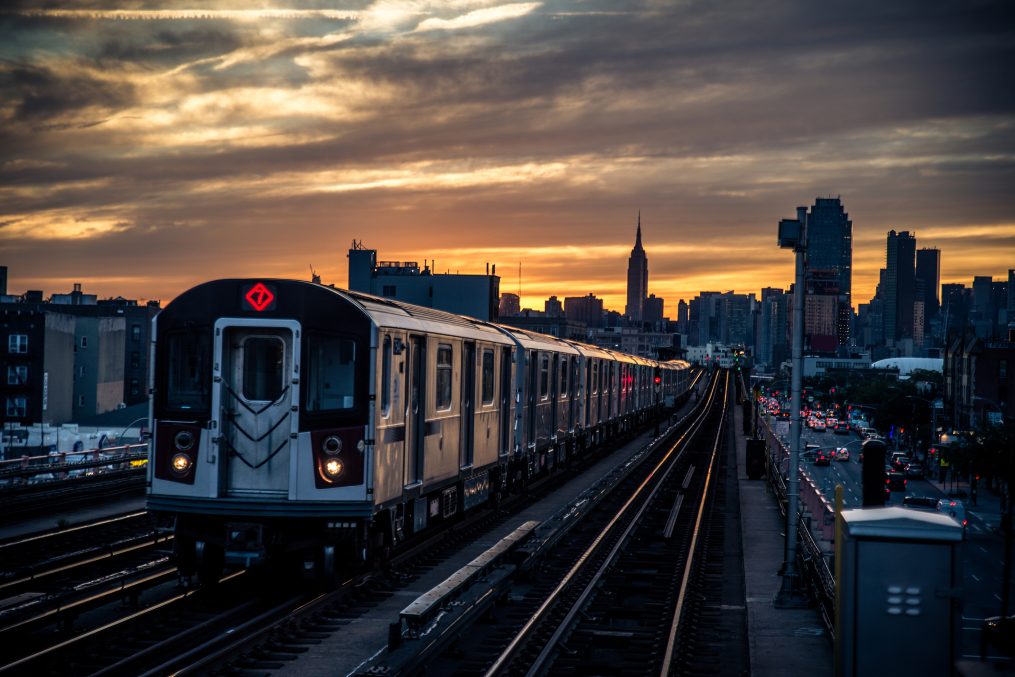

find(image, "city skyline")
[2,1,1014,312]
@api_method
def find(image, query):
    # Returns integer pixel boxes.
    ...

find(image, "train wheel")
[173,536,197,578]
[196,541,225,587]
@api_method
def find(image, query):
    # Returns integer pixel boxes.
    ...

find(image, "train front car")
[148,279,372,583]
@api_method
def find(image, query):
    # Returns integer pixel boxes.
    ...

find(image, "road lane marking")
[971,574,981,582]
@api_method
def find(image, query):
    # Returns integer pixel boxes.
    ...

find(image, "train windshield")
[165,330,211,412]
[305,333,357,412]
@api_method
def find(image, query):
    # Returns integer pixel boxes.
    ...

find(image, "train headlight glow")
[324,458,344,478]
[322,435,342,456]
[174,430,195,451]
[171,452,192,474]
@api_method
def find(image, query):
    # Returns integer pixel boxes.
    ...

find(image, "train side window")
[539,353,549,400]
[306,334,356,412]
[481,349,495,405]
[165,330,210,412]
[436,344,452,410]
[560,356,568,398]
[381,335,392,417]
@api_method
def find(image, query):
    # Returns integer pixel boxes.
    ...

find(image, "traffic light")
[861,439,887,506]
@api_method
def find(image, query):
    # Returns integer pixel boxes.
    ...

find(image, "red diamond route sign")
[243,282,276,312]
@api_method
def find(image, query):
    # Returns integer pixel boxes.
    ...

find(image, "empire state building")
[625,214,648,322]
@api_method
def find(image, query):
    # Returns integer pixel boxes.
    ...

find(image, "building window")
[79,365,86,377]
[80,336,88,348]
[132,324,141,343]
[131,378,140,396]
[131,351,141,369]
[78,395,85,407]
[481,350,494,405]
[382,285,397,297]
[5,396,27,418]
[436,344,452,410]
[7,365,28,385]
[8,334,28,354]
[1001,360,1008,380]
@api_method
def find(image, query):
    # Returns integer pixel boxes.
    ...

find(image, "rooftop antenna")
[309,264,320,284]
[351,239,365,250]
[518,261,522,302]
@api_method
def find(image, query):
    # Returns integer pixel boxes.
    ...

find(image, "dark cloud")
[1,62,136,124]
[0,0,1013,304]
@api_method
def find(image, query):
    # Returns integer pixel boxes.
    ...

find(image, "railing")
[0,444,148,483]
[759,414,836,631]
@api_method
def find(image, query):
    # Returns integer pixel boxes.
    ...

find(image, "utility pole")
[775,210,809,607]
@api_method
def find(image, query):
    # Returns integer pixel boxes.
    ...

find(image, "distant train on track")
[146,279,695,582]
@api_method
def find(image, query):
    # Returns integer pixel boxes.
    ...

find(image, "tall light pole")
[776,211,809,607]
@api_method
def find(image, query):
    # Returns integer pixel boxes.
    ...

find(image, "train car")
[147,279,693,582]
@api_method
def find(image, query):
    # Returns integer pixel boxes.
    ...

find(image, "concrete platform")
[736,402,833,677]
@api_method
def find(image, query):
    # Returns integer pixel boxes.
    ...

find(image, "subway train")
[146,279,695,582]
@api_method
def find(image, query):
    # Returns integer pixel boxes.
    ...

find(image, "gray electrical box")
[835,507,963,677]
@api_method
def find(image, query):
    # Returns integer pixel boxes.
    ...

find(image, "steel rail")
[0,533,171,594]
[659,370,730,675]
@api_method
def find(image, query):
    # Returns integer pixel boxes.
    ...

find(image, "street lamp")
[775,210,809,607]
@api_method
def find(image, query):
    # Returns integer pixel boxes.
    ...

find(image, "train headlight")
[324,458,344,478]
[322,435,342,456]
[174,430,195,451]
[171,452,192,475]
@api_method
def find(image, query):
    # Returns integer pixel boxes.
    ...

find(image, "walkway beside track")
[735,401,834,677]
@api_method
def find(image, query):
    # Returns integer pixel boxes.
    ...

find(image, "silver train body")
[146,279,693,578]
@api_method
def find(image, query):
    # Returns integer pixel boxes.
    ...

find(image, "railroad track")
[1,375,709,676]
[324,369,729,676]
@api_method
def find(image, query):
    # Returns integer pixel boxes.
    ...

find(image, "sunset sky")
[1,1,1013,314]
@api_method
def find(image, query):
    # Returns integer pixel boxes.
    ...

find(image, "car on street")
[890,453,911,472]
[833,423,851,435]
[835,447,850,461]
[801,444,820,462]
[886,471,907,491]
[813,421,826,432]
[814,449,831,465]
[938,498,967,530]
[904,462,923,479]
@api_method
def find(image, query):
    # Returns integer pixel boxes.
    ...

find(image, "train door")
[550,354,559,443]
[461,341,475,468]
[500,347,512,456]
[406,335,426,485]
[215,322,299,497]
[527,351,537,449]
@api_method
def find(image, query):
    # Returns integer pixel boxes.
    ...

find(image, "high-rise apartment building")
[915,248,941,323]
[804,197,852,351]
[544,295,564,317]
[884,230,917,343]
[643,294,664,325]
[625,214,648,322]
[564,294,603,328]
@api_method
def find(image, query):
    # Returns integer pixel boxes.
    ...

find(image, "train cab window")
[560,357,568,398]
[165,330,210,412]
[436,344,453,410]
[242,336,285,402]
[481,349,495,405]
[539,353,550,400]
[305,334,356,412]
[591,360,598,394]
[381,336,392,417]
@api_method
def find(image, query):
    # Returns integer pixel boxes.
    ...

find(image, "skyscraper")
[804,197,852,351]
[915,248,941,335]
[884,230,917,343]
[625,213,648,323]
